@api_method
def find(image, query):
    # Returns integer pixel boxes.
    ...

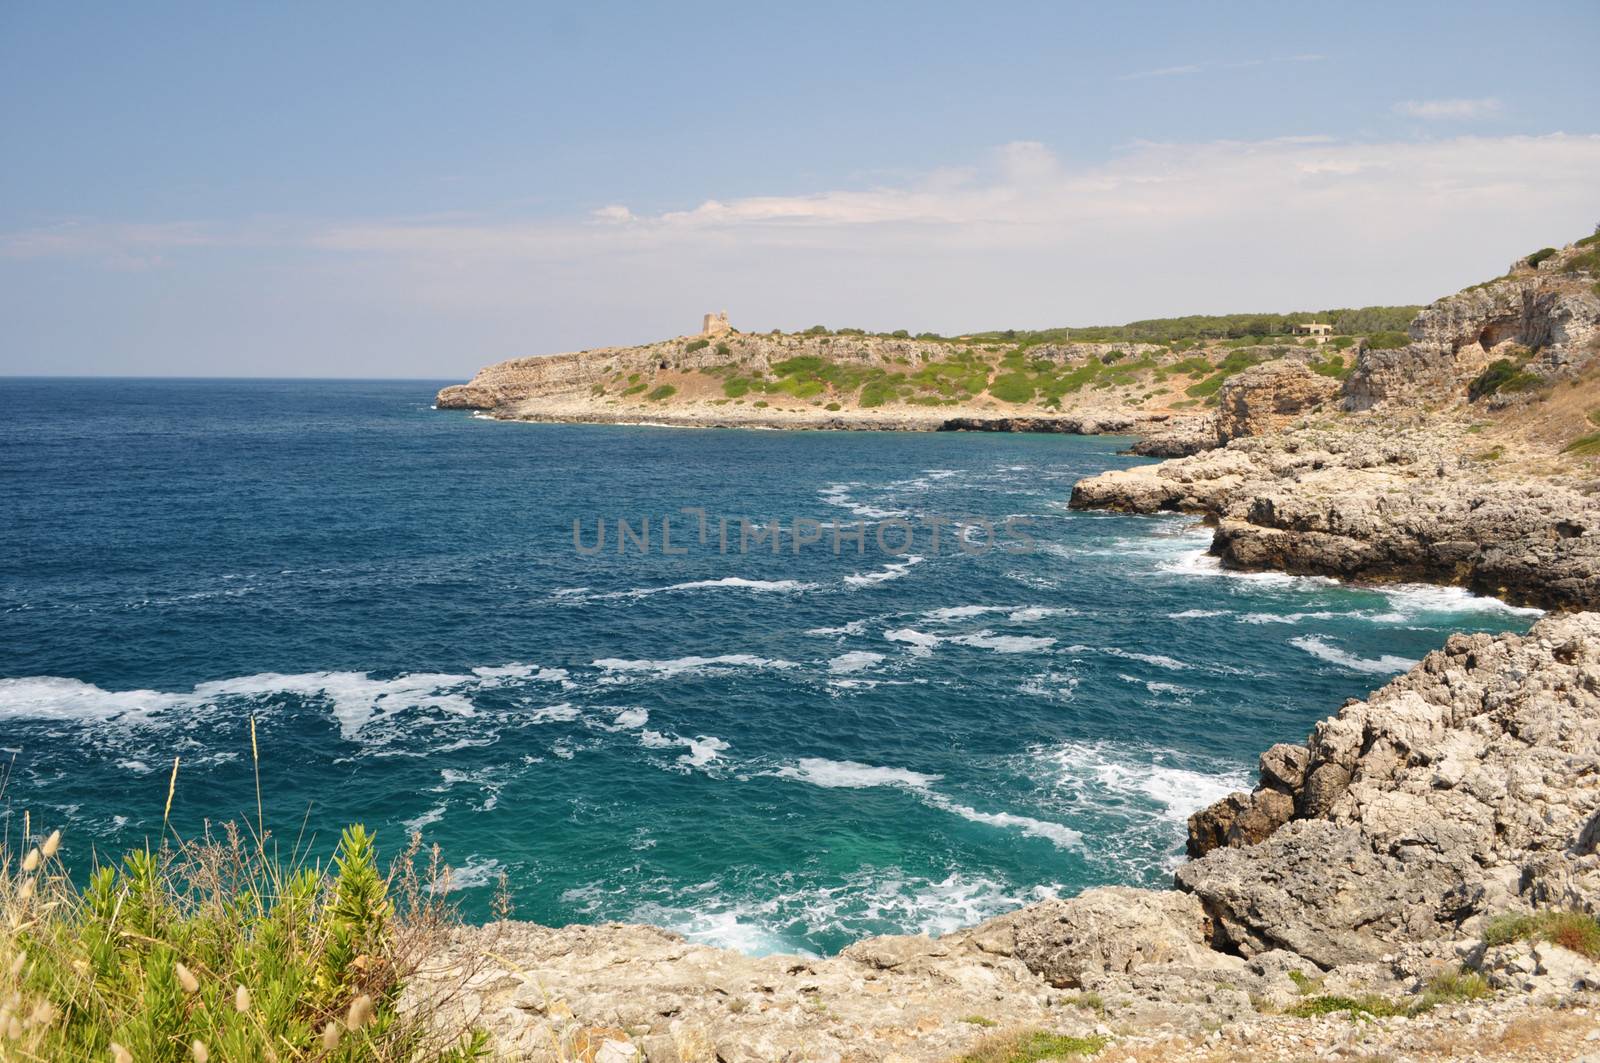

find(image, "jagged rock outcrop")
[1129,415,1218,456]
[1069,424,1600,610]
[1345,241,1600,410]
[1214,360,1340,443]
[1180,614,1600,965]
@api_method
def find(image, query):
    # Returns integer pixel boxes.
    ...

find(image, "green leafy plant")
[684,338,710,353]
[1468,359,1542,401]
[958,1030,1108,1062]
[1483,910,1600,958]
[2,824,489,1062]
[1525,247,1559,268]
[1363,331,1410,350]
[645,385,676,401]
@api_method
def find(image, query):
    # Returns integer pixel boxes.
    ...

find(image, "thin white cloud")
[1119,54,1325,81]
[1393,97,1504,120]
[4,133,1597,362]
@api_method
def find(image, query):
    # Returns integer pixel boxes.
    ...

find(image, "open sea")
[0,378,1541,955]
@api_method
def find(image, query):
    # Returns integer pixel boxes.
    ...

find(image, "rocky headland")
[415,234,1600,1061]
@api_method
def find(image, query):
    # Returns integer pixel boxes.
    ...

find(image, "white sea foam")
[1167,608,1229,619]
[1007,606,1074,622]
[884,628,941,656]
[1018,671,1079,702]
[1372,583,1544,620]
[1291,636,1419,675]
[844,556,924,587]
[827,651,885,674]
[923,795,1083,849]
[807,619,871,636]
[922,604,1012,621]
[818,483,906,521]
[1047,742,1251,827]
[775,757,941,790]
[886,628,1054,656]
[613,869,1059,956]
[431,855,503,894]
[947,632,1056,654]
[527,702,581,723]
[1090,647,1191,670]
[677,735,730,768]
[403,804,446,832]
[593,654,798,678]
[0,670,480,739]
[610,708,650,730]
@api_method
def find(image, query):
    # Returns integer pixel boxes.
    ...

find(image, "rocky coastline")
[411,237,1600,1060]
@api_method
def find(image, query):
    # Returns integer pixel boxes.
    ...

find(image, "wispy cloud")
[1119,54,1325,81]
[1393,97,1504,120]
[4,132,1597,356]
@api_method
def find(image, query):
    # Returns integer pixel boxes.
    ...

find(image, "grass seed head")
[110,1041,133,1063]
[20,849,40,873]
[40,831,61,859]
[322,1020,342,1049]
[176,962,199,994]
[346,993,374,1031]
[234,983,251,1013]
[191,1038,210,1062]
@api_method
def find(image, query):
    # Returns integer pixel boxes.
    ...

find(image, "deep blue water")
[0,378,1539,954]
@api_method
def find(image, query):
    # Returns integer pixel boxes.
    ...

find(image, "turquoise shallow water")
[0,378,1540,955]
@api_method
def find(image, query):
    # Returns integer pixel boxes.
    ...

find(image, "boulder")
[1214,360,1340,443]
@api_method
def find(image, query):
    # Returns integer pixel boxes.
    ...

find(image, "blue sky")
[3,1,1597,377]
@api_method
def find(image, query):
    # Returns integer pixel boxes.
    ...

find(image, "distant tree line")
[965,305,1421,346]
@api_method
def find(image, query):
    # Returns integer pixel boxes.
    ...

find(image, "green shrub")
[958,1030,1108,1063]
[1286,994,1408,1019]
[988,372,1035,404]
[722,377,751,398]
[1526,247,1559,268]
[1468,359,1543,401]
[626,373,640,385]
[621,383,647,397]
[1364,331,1410,350]
[889,329,910,339]
[1587,408,1600,427]
[1482,910,1600,958]
[824,402,841,412]
[753,400,769,408]
[646,385,676,401]
[1,826,488,1062]
[714,343,730,357]
[802,325,829,336]
[1415,968,1490,1010]
[858,378,898,407]
[685,338,709,352]
[1311,354,1349,379]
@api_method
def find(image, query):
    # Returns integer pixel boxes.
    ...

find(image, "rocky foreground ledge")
[408,614,1600,1062]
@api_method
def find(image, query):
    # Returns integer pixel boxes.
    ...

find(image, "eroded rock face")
[1179,613,1600,964]
[1129,415,1218,457]
[1214,360,1340,443]
[1344,244,1600,411]
[981,887,1235,988]
[1069,424,1600,610]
